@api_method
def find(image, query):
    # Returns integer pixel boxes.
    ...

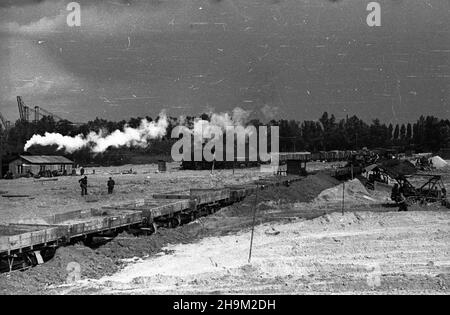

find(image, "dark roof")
[277,152,311,161]
[19,155,74,164]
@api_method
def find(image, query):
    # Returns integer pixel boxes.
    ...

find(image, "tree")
[406,123,412,143]
[388,123,393,142]
[393,124,400,142]
[400,124,406,142]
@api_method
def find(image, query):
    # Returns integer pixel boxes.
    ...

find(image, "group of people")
[78,176,116,196]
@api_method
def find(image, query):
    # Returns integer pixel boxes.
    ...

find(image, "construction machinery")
[364,160,447,205]
[415,155,434,171]
[17,96,67,123]
[333,150,378,180]
[0,111,10,179]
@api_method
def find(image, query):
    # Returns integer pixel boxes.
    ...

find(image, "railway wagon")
[103,198,193,230]
[226,184,257,201]
[0,174,304,272]
[0,224,69,272]
[310,152,321,161]
[39,208,143,239]
[319,151,329,161]
[190,188,231,205]
[0,224,67,256]
[181,160,259,170]
[107,188,234,230]
[328,150,340,161]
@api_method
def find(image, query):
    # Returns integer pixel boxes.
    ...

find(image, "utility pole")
[248,183,259,263]
[0,132,4,179]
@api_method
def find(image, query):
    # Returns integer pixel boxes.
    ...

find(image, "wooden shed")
[8,155,74,178]
[274,152,311,176]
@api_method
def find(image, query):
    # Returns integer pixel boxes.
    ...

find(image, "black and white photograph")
[0,0,449,298]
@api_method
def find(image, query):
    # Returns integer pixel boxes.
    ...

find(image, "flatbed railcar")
[0,175,303,272]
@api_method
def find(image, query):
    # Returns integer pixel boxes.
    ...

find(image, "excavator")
[364,159,447,206]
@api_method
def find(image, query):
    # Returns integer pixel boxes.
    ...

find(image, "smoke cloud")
[24,112,169,153]
[23,107,252,153]
[190,107,253,140]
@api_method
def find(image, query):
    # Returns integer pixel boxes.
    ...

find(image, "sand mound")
[431,156,448,169]
[0,244,118,295]
[314,179,379,204]
[257,172,340,204]
[222,172,340,217]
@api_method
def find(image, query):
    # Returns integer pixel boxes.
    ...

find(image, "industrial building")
[8,155,74,178]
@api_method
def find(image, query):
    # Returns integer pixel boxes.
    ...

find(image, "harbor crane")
[17,96,67,123]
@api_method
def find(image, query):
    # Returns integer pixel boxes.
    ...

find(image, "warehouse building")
[8,155,74,178]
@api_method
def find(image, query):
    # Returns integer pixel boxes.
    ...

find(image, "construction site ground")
[0,161,449,295]
[0,163,275,224]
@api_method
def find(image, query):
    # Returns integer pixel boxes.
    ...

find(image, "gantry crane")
[17,96,67,123]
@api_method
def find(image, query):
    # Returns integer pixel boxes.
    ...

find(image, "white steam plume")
[24,112,169,153]
[190,107,253,140]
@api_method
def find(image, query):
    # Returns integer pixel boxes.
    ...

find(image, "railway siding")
[0,175,303,271]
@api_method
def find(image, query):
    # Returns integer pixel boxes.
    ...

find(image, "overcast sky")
[0,0,449,123]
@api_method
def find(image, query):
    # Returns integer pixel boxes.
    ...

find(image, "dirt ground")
[0,163,263,224]
[55,209,450,295]
[1,161,449,295]
[0,161,336,224]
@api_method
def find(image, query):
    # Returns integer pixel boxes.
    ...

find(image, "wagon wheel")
[173,214,182,227]
[151,222,158,234]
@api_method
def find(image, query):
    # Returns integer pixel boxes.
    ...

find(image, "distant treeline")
[1,112,450,166]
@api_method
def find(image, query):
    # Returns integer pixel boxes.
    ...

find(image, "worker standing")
[107,177,115,194]
[391,183,408,212]
[79,176,88,196]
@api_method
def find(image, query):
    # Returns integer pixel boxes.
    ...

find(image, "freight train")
[0,176,301,272]
[309,150,356,162]
[182,150,356,170]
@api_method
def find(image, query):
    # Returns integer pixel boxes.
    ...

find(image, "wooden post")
[248,184,258,263]
[0,143,3,179]
[0,132,4,179]
[342,181,345,215]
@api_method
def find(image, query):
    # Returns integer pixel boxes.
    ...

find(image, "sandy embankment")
[2,168,449,295]
[59,175,450,295]
[62,210,450,295]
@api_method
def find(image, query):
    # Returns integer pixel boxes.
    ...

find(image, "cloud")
[261,104,280,120]
[4,15,65,35]
[0,0,197,37]
[0,0,48,8]
[183,107,254,141]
